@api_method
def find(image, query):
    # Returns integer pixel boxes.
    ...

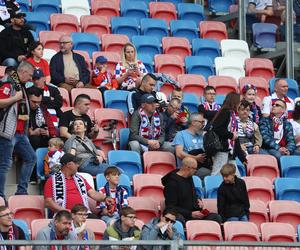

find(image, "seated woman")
[114,43,147,91]
[64,117,108,176]
[241,84,261,124]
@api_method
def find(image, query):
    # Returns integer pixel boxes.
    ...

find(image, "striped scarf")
[139,108,161,139]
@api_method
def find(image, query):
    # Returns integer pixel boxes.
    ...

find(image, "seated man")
[129,94,174,155]
[260,99,296,161]
[247,0,274,23]
[162,157,222,224]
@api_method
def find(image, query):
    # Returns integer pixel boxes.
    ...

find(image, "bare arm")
[88,188,106,202]
[60,126,72,139]
[0,91,22,109]
[44,197,66,212]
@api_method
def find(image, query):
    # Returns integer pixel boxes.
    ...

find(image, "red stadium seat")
[223,221,260,241]
[149,2,177,25]
[58,87,70,107]
[199,21,228,42]
[128,197,159,223]
[159,83,176,98]
[261,222,296,242]
[31,219,51,240]
[92,128,114,156]
[143,151,176,175]
[154,54,184,80]
[247,154,279,183]
[186,221,222,240]
[202,199,218,213]
[249,200,269,231]
[92,52,121,73]
[208,75,238,94]
[73,50,91,70]
[162,37,191,61]
[177,74,207,97]
[243,176,274,204]
[80,15,110,40]
[39,31,66,51]
[85,219,106,240]
[245,58,275,82]
[239,76,269,101]
[101,34,130,55]
[50,14,80,35]
[94,108,126,131]
[91,0,119,20]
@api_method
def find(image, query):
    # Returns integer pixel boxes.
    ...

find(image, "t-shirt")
[44,175,92,210]
[26,57,50,76]
[63,53,79,80]
[290,119,300,146]
[249,0,273,10]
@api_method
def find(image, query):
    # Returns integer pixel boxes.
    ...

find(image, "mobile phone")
[201,209,210,216]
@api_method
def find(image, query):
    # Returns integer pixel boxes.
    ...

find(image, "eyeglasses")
[60,41,72,44]
[75,213,89,217]
[272,103,284,108]
[164,217,176,224]
[0,212,13,218]
[193,120,205,124]
[126,215,137,220]
[189,166,198,171]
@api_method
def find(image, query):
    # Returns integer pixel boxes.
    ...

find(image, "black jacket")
[217,176,250,221]
[42,84,63,117]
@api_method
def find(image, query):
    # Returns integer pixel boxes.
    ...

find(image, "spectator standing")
[290,98,300,151]
[0,0,20,26]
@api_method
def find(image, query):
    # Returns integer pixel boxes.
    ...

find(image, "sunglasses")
[164,217,176,224]
[272,103,284,108]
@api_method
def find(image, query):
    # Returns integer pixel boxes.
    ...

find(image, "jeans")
[2,58,18,67]
[226,215,248,222]
[101,212,120,225]
[211,152,241,177]
[79,158,109,176]
[260,148,282,162]
[129,140,175,155]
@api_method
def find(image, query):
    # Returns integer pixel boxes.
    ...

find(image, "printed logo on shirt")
[3,87,10,95]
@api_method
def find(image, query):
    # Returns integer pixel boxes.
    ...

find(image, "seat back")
[31,219,51,240]
[224,221,260,241]
[111,17,140,39]
[36,147,48,181]
[39,31,66,51]
[177,74,206,97]
[101,34,130,55]
[192,38,220,62]
[143,151,176,175]
[154,54,184,80]
[80,15,110,39]
[200,21,228,42]
[245,58,275,82]
[96,173,132,196]
[204,175,223,198]
[280,156,300,178]
[71,88,103,113]
[149,2,177,25]
[261,222,296,242]
[185,56,215,80]
[274,177,300,203]
[186,220,222,240]
[140,18,169,41]
[249,200,269,231]
[103,90,129,117]
[162,37,191,61]
[128,197,159,223]
[50,13,80,35]
[170,20,198,43]
[85,219,106,240]
[177,3,205,25]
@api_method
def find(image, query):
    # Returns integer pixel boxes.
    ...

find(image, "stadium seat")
[223,221,260,241]
[280,156,300,178]
[50,14,80,35]
[77,172,94,188]
[24,12,50,33]
[103,90,129,117]
[36,147,48,181]
[269,78,300,100]
[16,0,30,12]
[58,87,70,108]
[80,15,110,40]
[73,50,91,70]
[208,76,238,94]
[133,174,164,201]
[208,0,234,14]
[92,128,114,155]
[215,57,245,82]
[249,200,269,231]
[177,3,205,25]
[91,0,119,20]
[199,21,228,42]
[185,56,215,80]
[71,88,103,112]
[140,18,169,41]
[162,37,191,61]
[31,219,51,240]
[154,54,184,80]
[177,74,206,97]
[173,221,185,240]
[32,0,60,17]
[143,151,176,175]
[274,178,300,203]
[108,150,142,180]
[243,176,274,204]
[119,128,130,150]
[128,197,159,223]
[239,77,269,101]
[101,34,129,55]
[182,93,200,113]
[252,23,277,49]
[159,0,182,3]
[85,219,106,240]
[132,35,161,60]
[8,195,45,227]
[247,154,279,183]
[138,54,154,73]
[192,175,204,198]
[269,200,300,230]
[61,0,90,21]
[43,48,57,63]
[186,220,223,240]
[94,108,126,131]
[71,32,100,58]
[149,2,177,25]
[192,38,221,62]
[245,58,275,82]
[96,173,132,196]
[39,31,66,51]
[13,219,30,240]
[92,51,121,73]
[235,157,246,177]
[201,198,217,213]
[220,39,250,62]
[261,222,296,242]
[204,175,223,198]
[111,17,140,40]
[170,20,199,43]
[120,0,148,20]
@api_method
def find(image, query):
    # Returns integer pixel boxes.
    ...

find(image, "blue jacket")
[50,51,90,86]
[259,117,296,153]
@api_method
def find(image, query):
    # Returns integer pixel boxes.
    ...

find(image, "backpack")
[203,126,222,156]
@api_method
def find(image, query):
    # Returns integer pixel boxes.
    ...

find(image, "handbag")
[203,126,222,156]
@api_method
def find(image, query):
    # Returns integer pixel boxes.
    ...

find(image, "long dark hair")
[27,41,44,58]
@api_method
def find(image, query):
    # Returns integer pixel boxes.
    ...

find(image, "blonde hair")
[220,163,236,177]
[121,43,138,68]
[48,137,64,149]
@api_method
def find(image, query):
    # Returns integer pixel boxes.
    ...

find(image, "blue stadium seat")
[252,23,277,49]
[32,0,61,17]
[120,0,148,20]
[204,175,223,198]
[215,94,225,106]
[182,93,200,113]
[185,56,215,80]
[192,38,220,62]
[208,0,234,14]
[274,178,300,203]
[280,156,300,178]
[124,0,151,3]
[236,157,246,177]
[269,78,299,100]
[30,30,38,41]
[111,17,140,40]
[159,0,183,4]
[177,3,205,25]
[170,20,198,43]
[174,220,185,240]
[132,35,161,60]
[108,150,143,180]
[36,147,48,181]
[298,224,300,242]
[16,0,30,12]
[96,173,132,196]
[193,175,203,198]
[104,90,130,117]
[13,219,30,240]
[119,128,130,150]
[71,32,100,58]
[140,18,169,41]
[138,54,154,73]
[24,12,50,33]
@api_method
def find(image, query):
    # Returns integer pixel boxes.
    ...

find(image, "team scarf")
[250,102,260,124]
[0,226,15,250]
[139,108,161,139]
[272,114,285,144]
[202,102,220,111]
[228,111,238,151]
[104,182,124,214]
[236,116,254,138]
[52,171,89,211]
[43,85,59,128]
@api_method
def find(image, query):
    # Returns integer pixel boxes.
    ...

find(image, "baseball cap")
[32,69,45,79]
[141,94,156,104]
[11,12,26,19]
[60,153,81,165]
[95,56,108,64]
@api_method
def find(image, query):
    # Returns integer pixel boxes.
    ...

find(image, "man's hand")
[40,128,49,136]
[195,153,206,163]
[253,145,260,154]
[14,90,23,102]
[191,211,205,219]
[17,55,26,62]
[76,81,84,88]
[166,224,174,239]
[279,147,288,155]
[148,140,160,150]
[31,128,41,136]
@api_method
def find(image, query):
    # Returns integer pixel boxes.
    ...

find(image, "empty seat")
[208,76,238,95]
[32,0,60,17]
[91,0,119,19]
[280,156,300,178]
[223,221,260,241]
[162,37,191,61]
[182,93,200,113]
[221,39,250,62]
[80,15,110,40]
[31,219,51,240]
[119,128,130,150]
[92,51,121,73]
[185,56,214,80]
[103,89,129,117]
[140,18,169,41]
[243,176,274,204]
[269,78,299,100]
[261,222,296,242]
[85,219,106,240]
[39,31,66,51]
[143,151,176,175]
[208,0,234,14]
[96,173,132,196]
[132,35,161,60]
[94,108,126,131]
[192,38,220,62]
[186,220,222,240]
[252,23,277,49]
[170,20,198,43]
[274,177,300,203]
[111,17,140,40]
[249,200,269,230]
[120,0,148,20]
[154,54,184,80]
[247,154,279,183]
[202,198,218,213]
[24,12,50,33]
[177,3,205,25]
[245,58,275,82]
[128,197,159,223]
[101,34,129,55]
[50,13,80,35]
[239,77,269,101]
[199,21,228,42]
[149,2,177,25]
[61,0,90,21]
[204,175,223,198]
[177,74,206,97]
[215,57,245,82]
[71,32,100,58]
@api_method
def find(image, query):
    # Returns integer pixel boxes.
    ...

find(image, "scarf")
[52,171,89,210]
[228,111,237,152]
[250,102,260,124]
[0,226,15,250]
[203,102,220,111]
[35,106,46,127]
[43,85,59,128]
[236,116,255,147]
[272,114,285,145]
[139,108,161,139]
[104,182,124,214]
